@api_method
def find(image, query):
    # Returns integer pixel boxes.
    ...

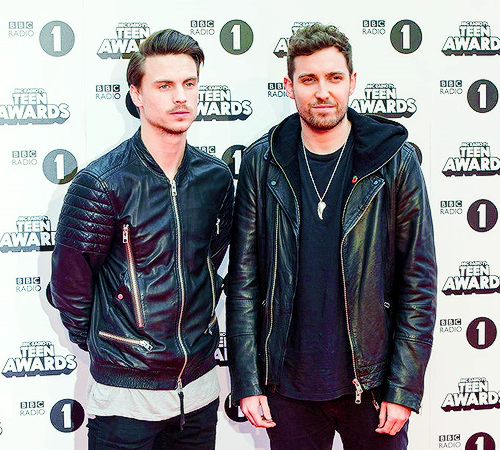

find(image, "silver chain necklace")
[302,132,349,220]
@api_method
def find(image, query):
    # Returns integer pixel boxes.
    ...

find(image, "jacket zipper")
[264,129,301,385]
[122,224,145,328]
[340,170,385,404]
[206,254,217,334]
[264,204,279,384]
[171,179,188,406]
[99,330,152,351]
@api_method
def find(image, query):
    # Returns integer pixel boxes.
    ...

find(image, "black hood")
[269,108,408,180]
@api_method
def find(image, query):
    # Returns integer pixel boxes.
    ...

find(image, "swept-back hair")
[127,29,204,87]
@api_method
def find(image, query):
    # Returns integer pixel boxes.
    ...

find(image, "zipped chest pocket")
[122,224,145,329]
[99,330,152,352]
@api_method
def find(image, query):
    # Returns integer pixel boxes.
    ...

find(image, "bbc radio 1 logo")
[196,85,252,121]
[96,84,121,100]
[442,377,500,411]
[442,142,500,176]
[2,341,77,378]
[220,20,253,55]
[0,88,70,125]
[12,150,37,167]
[439,433,496,450]
[438,434,461,449]
[20,401,45,417]
[0,216,55,253]
[467,79,498,113]
[440,200,462,216]
[273,22,316,58]
[349,83,417,118]
[215,332,228,366]
[442,21,500,55]
[362,20,386,36]
[16,277,41,293]
[440,199,498,232]
[442,261,500,295]
[222,145,245,180]
[97,22,150,59]
[190,20,215,36]
[439,318,462,334]
[8,21,34,37]
[268,82,288,99]
[440,80,463,95]
[439,317,497,350]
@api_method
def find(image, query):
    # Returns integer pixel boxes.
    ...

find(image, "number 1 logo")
[39,21,75,57]
[50,399,85,432]
[467,80,498,113]
[390,20,422,54]
[220,20,253,55]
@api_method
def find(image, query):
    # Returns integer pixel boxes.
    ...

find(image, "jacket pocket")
[99,330,152,351]
[122,224,145,329]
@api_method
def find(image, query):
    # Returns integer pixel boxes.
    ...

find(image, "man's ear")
[129,84,142,108]
[349,72,357,96]
[284,76,295,100]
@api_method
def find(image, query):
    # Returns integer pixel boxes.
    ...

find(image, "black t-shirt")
[278,134,355,401]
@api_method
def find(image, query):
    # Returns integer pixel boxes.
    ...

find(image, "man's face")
[285,46,356,132]
[130,53,199,135]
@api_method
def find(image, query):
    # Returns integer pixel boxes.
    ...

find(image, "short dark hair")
[127,29,204,87]
[287,23,353,79]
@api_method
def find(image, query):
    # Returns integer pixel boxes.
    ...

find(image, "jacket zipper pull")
[122,224,129,243]
[353,378,363,404]
[171,180,177,197]
[177,378,185,431]
[216,218,220,235]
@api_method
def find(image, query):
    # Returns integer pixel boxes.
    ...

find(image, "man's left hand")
[375,401,411,435]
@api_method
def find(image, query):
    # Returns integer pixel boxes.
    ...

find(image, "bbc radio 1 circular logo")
[468,80,498,113]
[222,145,245,179]
[390,20,422,54]
[466,317,497,349]
[220,20,253,55]
[50,399,85,432]
[466,432,495,450]
[467,199,498,232]
[224,394,247,423]
[43,149,78,184]
[39,21,75,56]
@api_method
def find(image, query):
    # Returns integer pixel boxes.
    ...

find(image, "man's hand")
[240,395,276,428]
[375,401,411,435]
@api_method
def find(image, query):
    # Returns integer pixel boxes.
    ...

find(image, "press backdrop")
[1,1,500,449]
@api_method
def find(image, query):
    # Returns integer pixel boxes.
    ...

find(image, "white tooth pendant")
[317,201,326,220]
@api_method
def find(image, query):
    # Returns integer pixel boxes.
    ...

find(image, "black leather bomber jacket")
[226,110,437,412]
[48,129,234,390]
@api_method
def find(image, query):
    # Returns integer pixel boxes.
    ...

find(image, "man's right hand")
[240,395,276,428]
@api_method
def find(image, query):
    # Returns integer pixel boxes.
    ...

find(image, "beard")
[297,100,347,131]
[145,105,196,136]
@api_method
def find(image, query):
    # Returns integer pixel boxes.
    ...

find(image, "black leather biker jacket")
[48,129,234,390]
[226,110,436,412]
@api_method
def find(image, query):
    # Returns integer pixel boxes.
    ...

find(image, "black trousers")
[87,399,219,450]
[266,390,408,450]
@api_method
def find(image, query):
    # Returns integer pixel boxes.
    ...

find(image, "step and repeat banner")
[1,0,499,449]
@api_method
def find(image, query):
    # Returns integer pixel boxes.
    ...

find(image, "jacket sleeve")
[384,146,437,412]
[226,149,265,404]
[210,170,234,271]
[47,170,115,350]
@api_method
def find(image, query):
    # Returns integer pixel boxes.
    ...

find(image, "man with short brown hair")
[227,23,436,450]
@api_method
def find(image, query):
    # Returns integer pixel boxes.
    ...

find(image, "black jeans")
[266,390,408,450]
[87,399,219,450]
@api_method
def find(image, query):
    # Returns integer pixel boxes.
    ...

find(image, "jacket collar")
[131,127,192,179]
[269,108,408,180]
